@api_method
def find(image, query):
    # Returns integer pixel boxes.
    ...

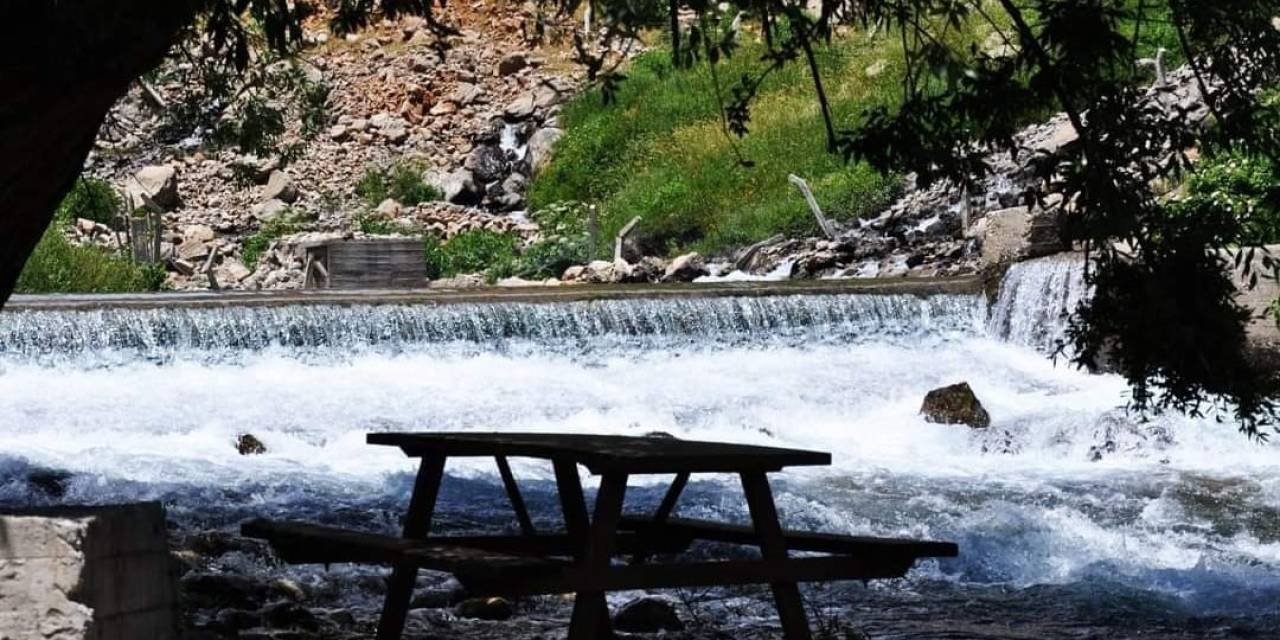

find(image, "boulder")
[252,198,291,221]
[375,198,403,218]
[613,596,684,634]
[435,169,481,205]
[497,53,527,76]
[328,124,351,141]
[449,82,484,106]
[232,154,280,184]
[454,596,513,620]
[464,144,508,184]
[176,238,211,261]
[662,252,710,282]
[236,433,267,455]
[262,170,298,204]
[184,224,215,243]
[216,259,252,284]
[920,382,991,429]
[130,164,179,210]
[526,127,563,175]
[503,93,537,120]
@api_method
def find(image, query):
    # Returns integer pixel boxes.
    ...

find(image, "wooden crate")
[305,239,426,289]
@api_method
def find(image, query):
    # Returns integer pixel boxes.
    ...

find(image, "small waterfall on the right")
[989,253,1091,353]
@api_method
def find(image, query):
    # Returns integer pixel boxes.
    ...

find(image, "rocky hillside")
[77,2,588,291]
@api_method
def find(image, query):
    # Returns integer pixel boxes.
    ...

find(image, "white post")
[788,174,837,239]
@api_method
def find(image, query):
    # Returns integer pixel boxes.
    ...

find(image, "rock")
[464,144,508,183]
[383,125,410,144]
[236,433,267,455]
[526,127,563,174]
[176,239,211,261]
[613,596,684,633]
[260,601,319,631]
[435,169,481,205]
[262,170,298,204]
[375,198,403,217]
[252,198,291,221]
[497,52,527,76]
[920,382,991,429]
[169,257,196,276]
[26,468,72,498]
[184,224,215,243]
[233,154,280,184]
[663,252,710,282]
[215,608,261,631]
[449,82,484,106]
[216,259,252,284]
[75,217,98,235]
[328,124,351,141]
[865,59,888,77]
[454,597,513,621]
[504,93,537,120]
[131,164,179,210]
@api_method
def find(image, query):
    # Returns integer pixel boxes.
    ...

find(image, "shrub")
[356,214,415,235]
[355,161,441,208]
[517,201,592,278]
[425,230,519,280]
[1175,151,1280,244]
[242,211,305,270]
[56,178,122,226]
[16,226,165,293]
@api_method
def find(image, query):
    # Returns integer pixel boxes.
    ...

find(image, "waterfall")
[0,293,985,364]
[989,253,1090,353]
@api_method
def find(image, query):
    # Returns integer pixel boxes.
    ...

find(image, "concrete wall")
[0,502,177,640]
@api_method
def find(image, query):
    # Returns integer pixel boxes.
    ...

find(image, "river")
[1,257,1277,638]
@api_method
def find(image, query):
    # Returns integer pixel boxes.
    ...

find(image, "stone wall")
[0,502,177,640]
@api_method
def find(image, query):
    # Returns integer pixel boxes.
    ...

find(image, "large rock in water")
[921,382,991,428]
[0,503,178,639]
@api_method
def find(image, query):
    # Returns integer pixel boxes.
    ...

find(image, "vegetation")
[355,161,442,208]
[241,212,306,270]
[529,37,907,256]
[16,226,165,294]
[56,178,123,227]
[423,230,520,281]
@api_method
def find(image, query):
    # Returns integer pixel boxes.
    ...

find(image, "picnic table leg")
[377,455,446,640]
[495,455,536,536]
[741,471,813,640]
[567,471,628,640]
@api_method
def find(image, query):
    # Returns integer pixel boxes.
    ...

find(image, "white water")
[1,267,1278,623]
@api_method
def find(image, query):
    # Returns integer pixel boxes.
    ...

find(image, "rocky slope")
[80,2,585,291]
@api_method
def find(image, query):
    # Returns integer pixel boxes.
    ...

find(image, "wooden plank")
[741,471,812,640]
[653,473,690,522]
[378,455,445,640]
[368,432,831,474]
[240,519,690,563]
[619,516,958,558]
[491,554,918,596]
[495,456,536,536]
[316,239,427,290]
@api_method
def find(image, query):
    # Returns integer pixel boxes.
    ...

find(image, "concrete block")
[0,503,177,640]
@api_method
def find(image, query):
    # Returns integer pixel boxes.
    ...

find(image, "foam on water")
[1,281,1278,620]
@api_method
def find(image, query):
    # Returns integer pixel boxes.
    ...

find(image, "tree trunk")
[0,1,198,309]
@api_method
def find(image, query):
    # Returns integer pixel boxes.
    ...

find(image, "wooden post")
[741,471,812,640]
[587,206,600,261]
[788,174,837,240]
[614,216,641,263]
[377,455,446,640]
[203,246,220,291]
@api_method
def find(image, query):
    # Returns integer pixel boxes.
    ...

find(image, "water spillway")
[0,270,1277,637]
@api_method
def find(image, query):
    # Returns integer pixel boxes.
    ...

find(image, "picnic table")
[243,432,957,640]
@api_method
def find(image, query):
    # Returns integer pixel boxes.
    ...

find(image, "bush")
[242,212,305,270]
[425,230,519,280]
[1175,151,1280,244]
[16,226,165,293]
[355,161,441,208]
[56,178,122,226]
[517,201,592,278]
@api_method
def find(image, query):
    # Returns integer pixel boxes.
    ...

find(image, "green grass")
[528,31,915,256]
[424,230,520,281]
[17,226,165,293]
[355,161,441,208]
[241,212,306,270]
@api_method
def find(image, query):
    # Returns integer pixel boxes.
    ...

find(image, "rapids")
[1,258,1277,637]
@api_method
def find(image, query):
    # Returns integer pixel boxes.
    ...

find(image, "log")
[788,174,837,239]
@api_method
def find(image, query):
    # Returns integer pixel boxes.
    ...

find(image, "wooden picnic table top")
[367,432,832,474]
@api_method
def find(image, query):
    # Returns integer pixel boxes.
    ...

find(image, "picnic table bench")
[242,432,957,640]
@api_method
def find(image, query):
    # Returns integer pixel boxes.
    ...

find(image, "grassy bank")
[529,32,909,256]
